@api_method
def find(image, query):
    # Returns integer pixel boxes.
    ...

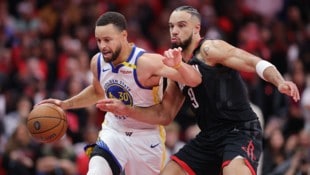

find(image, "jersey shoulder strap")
[193,37,207,55]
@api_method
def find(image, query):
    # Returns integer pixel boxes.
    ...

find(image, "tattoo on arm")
[203,46,209,56]
[68,101,73,108]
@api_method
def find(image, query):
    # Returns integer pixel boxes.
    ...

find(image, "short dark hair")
[174,6,201,22]
[96,11,127,31]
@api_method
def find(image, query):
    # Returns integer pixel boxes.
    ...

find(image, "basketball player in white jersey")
[37,11,201,175]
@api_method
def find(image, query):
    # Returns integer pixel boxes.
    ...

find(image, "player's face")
[95,24,124,62]
[169,11,194,50]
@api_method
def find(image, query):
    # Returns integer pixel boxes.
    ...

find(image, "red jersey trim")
[222,159,256,175]
[171,155,196,175]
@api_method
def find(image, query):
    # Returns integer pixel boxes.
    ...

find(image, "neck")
[113,43,133,65]
[122,43,133,60]
[182,36,202,63]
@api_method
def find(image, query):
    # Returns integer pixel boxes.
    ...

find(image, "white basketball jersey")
[97,46,163,130]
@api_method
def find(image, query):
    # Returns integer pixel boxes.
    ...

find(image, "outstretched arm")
[140,48,201,87]
[36,53,105,110]
[96,80,185,125]
[200,39,300,102]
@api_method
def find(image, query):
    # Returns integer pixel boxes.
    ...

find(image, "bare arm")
[162,47,201,87]
[139,48,201,87]
[96,80,185,125]
[201,39,300,102]
[37,53,105,109]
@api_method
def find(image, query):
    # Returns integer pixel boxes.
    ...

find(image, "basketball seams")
[27,103,68,143]
[32,120,67,142]
[28,116,63,134]
[44,104,66,120]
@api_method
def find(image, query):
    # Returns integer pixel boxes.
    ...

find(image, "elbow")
[160,118,173,126]
[157,111,174,126]
[188,77,202,87]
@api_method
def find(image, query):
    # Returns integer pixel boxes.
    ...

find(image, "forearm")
[62,85,104,110]
[125,105,172,125]
[175,62,201,87]
[126,83,185,125]
[262,66,285,86]
[162,48,201,87]
[97,80,184,125]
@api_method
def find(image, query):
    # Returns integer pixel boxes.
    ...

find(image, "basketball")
[27,103,67,143]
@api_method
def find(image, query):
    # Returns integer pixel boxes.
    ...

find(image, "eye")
[103,38,111,43]
[178,23,186,28]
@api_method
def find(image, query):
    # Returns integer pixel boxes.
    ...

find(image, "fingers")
[164,48,181,58]
[96,99,119,112]
[96,98,113,104]
[163,48,182,68]
[289,83,300,102]
[164,49,173,58]
[286,82,300,102]
[281,82,300,102]
[36,99,61,107]
[96,99,112,109]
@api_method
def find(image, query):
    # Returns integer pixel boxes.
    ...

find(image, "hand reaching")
[35,98,63,108]
[162,47,183,68]
[278,81,300,102]
[96,98,129,116]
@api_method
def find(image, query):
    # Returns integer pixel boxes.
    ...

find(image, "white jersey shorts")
[92,123,166,175]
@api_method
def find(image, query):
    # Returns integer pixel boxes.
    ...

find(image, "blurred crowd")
[0,0,309,174]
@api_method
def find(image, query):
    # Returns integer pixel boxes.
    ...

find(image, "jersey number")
[187,88,199,108]
[108,92,131,104]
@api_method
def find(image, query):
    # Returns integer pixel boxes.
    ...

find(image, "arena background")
[0,0,309,174]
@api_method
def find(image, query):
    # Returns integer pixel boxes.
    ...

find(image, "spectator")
[36,135,77,175]
[2,121,40,175]
[164,121,185,164]
[2,95,32,139]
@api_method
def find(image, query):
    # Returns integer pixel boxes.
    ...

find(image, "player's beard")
[111,46,121,62]
[103,44,121,63]
[171,34,192,50]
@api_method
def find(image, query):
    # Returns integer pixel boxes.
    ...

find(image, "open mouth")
[171,37,179,43]
[102,51,112,58]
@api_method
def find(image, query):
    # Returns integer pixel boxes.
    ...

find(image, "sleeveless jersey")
[180,40,258,131]
[97,46,163,130]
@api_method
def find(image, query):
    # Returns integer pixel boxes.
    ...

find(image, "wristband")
[255,60,275,80]
[173,61,182,69]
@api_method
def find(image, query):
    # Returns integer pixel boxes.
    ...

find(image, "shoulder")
[136,52,166,77]
[140,52,164,59]
[199,39,234,64]
[138,52,165,64]
[90,53,100,66]
[201,39,226,49]
[90,53,101,73]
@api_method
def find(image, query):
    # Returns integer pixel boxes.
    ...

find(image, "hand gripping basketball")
[27,103,67,143]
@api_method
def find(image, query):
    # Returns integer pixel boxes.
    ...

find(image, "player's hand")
[163,47,183,68]
[36,99,63,108]
[96,98,129,116]
[278,81,300,102]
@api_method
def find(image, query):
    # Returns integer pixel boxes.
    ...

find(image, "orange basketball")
[27,103,67,143]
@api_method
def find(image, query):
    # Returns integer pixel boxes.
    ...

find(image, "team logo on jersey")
[105,82,133,120]
[241,140,256,161]
[105,81,133,106]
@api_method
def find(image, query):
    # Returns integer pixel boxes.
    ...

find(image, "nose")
[171,26,178,35]
[98,41,107,51]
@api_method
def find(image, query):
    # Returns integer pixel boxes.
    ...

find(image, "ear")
[121,30,128,38]
[193,24,201,35]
